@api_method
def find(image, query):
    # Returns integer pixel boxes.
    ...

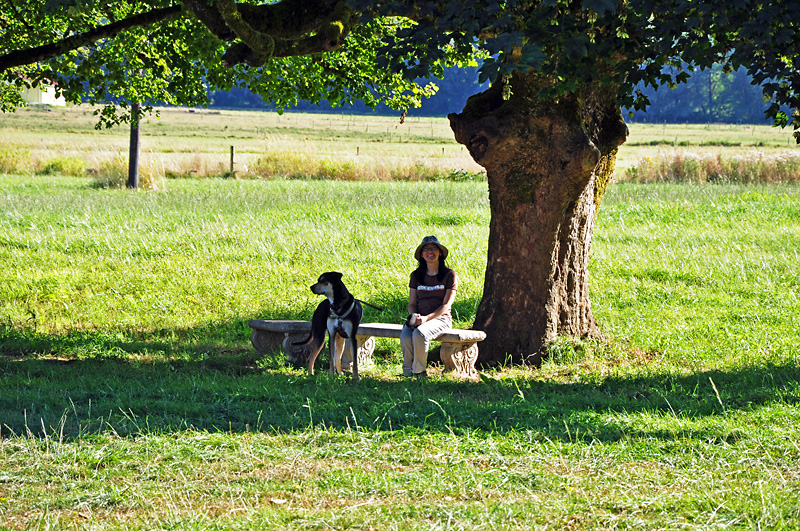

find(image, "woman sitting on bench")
[400,235,458,378]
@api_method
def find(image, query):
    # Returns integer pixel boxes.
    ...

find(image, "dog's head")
[310,271,343,297]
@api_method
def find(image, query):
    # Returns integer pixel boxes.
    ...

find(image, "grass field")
[1,106,800,530]
[1,105,798,182]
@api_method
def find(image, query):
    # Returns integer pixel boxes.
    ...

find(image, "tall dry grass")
[0,145,166,189]
[0,143,483,184]
[249,151,480,181]
[88,152,166,190]
[0,145,33,175]
[623,151,800,183]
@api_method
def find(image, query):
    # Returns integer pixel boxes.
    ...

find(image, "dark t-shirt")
[409,269,458,318]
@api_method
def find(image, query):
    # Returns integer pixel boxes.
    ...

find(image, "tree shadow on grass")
[0,293,479,365]
[1,290,798,443]
[2,324,798,445]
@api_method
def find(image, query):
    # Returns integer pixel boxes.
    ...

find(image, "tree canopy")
[1,0,798,137]
[0,0,460,125]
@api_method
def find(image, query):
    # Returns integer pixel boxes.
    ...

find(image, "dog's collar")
[331,299,356,319]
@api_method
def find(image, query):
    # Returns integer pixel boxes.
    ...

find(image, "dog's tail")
[292,332,325,375]
[291,334,313,347]
[294,300,329,348]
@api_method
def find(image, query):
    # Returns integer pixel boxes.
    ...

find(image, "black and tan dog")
[293,272,363,381]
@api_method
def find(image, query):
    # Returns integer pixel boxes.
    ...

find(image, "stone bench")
[248,319,485,379]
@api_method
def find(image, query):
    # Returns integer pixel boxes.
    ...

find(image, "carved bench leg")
[440,342,479,379]
[344,336,375,372]
[358,336,375,370]
[250,330,283,357]
[282,332,312,368]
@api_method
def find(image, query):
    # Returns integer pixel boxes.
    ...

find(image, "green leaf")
[582,0,617,15]
[564,36,589,62]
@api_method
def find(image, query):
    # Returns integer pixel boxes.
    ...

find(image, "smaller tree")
[127,102,141,188]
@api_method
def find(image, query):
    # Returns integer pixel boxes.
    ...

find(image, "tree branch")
[210,0,353,68]
[1,0,357,74]
[221,30,347,67]
[216,0,275,66]
[180,0,345,43]
[0,5,183,74]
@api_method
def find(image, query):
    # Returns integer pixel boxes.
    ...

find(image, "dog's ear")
[328,272,343,281]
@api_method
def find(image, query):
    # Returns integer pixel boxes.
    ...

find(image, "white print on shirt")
[417,284,445,291]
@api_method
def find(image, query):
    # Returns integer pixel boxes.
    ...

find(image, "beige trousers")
[400,316,452,376]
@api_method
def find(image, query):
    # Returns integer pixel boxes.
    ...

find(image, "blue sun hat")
[414,235,449,261]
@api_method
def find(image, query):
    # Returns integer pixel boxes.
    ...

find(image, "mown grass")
[1,174,799,529]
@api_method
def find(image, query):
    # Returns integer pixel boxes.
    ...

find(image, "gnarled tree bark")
[449,72,628,366]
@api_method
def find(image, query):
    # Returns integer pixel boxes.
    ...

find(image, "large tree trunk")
[449,72,628,366]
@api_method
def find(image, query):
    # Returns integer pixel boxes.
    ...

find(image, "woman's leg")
[410,316,452,375]
[400,324,415,377]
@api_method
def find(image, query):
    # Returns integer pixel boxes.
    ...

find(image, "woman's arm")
[408,288,417,315]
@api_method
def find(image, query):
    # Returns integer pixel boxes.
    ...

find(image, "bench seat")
[248,319,485,378]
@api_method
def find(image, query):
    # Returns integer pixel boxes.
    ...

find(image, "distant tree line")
[627,64,775,124]
[209,64,776,124]
[208,65,488,117]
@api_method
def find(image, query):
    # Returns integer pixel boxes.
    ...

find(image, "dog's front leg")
[351,336,359,382]
[331,333,346,375]
[341,321,359,382]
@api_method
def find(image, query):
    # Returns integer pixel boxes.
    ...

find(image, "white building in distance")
[20,85,66,106]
